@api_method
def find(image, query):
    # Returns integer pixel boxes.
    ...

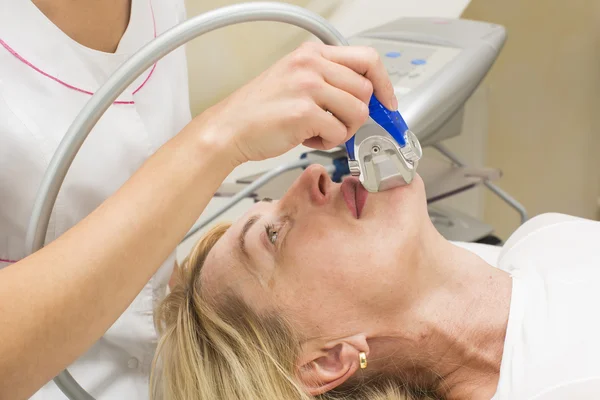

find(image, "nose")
[281,164,332,207]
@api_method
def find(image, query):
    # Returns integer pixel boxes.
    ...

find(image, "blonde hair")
[151,223,434,400]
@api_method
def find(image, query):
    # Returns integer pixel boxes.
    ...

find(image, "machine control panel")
[348,37,461,98]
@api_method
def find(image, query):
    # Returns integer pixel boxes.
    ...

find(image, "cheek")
[272,225,400,313]
[271,226,353,309]
[377,187,427,243]
[272,240,406,336]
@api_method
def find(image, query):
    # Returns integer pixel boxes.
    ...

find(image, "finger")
[318,57,374,105]
[315,84,369,139]
[302,106,348,150]
[320,45,397,110]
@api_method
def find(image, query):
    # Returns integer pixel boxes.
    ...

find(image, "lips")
[340,177,369,219]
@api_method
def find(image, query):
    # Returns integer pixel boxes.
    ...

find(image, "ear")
[297,340,368,396]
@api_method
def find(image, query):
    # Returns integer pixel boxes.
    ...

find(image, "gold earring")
[359,352,367,369]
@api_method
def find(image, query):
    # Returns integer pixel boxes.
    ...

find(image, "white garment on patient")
[490,213,600,400]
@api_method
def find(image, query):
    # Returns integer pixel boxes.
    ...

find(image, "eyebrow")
[237,198,273,259]
[239,215,260,259]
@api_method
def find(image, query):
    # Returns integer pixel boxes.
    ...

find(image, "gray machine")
[353,17,505,146]
[204,17,527,243]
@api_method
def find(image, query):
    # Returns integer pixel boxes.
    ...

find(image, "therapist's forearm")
[0,118,237,399]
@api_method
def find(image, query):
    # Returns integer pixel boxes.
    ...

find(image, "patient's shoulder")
[498,213,600,273]
[502,213,590,252]
[529,378,600,400]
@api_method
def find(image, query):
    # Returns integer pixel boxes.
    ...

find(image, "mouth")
[340,177,369,219]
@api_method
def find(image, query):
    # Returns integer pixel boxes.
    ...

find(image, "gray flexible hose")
[23,3,348,399]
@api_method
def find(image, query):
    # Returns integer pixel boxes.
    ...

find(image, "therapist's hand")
[200,42,397,164]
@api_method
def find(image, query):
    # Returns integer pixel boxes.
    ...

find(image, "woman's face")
[201,164,431,338]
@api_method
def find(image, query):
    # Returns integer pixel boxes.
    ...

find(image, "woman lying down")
[150,165,600,400]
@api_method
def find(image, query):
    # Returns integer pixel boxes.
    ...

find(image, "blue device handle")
[345,95,409,160]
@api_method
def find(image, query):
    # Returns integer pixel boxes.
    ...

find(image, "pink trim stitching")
[132,62,157,95]
[0,0,158,104]
[149,0,157,38]
[132,0,158,95]
[0,2,160,266]
[0,39,135,104]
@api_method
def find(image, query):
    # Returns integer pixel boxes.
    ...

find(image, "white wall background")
[462,0,600,239]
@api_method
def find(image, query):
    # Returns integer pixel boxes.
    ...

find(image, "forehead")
[199,201,275,296]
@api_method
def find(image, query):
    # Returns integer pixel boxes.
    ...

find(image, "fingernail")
[391,95,398,110]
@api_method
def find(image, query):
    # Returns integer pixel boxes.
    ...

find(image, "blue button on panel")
[411,59,427,65]
[385,51,402,58]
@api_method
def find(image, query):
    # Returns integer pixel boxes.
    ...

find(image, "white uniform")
[0,0,191,398]
[492,213,600,399]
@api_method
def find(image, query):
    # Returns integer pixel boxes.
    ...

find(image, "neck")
[33,0,132,53]
[367,233,512,399]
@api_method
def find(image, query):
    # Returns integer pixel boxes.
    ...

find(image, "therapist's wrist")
[184,108,246,171]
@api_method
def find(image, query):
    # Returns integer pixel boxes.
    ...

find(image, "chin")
[368,175,425,217]
[385,174,423,198]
